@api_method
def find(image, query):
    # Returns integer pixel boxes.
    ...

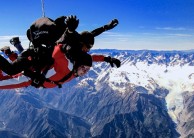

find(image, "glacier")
[91,49,194,137]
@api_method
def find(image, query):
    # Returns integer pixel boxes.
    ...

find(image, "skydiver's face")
[81,43,93,52]
[77,65,90,76]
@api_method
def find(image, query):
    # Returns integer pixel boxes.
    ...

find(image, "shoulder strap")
[56,71,73,83]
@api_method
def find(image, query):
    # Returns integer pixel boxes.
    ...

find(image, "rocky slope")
[0,49,194,137]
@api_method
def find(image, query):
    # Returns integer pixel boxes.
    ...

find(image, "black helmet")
[80,31,94,48]
[74,52,92,68]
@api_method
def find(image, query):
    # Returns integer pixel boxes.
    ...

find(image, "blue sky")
[0,0,194,50]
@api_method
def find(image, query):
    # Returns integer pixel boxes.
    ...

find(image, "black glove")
[103,19,119,31]
[65,15,79,32]
[31,73,46,88]
[104,56,121,68]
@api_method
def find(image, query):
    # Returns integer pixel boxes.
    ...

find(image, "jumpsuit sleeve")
[91,26,105,37]
[92,55,105,62]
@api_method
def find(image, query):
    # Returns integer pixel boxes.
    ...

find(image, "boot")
[0,46,18,61]
[10,37,20,45]
[10,37,24,53]
[0,46,12,56]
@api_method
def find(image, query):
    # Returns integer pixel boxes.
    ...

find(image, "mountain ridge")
[0,49,194,137]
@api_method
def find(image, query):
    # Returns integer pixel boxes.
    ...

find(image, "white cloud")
[155,27,186,31]
[0,31,194,51]
[0,35,29,51]
[167,33,193,37]
[94,32,194,50]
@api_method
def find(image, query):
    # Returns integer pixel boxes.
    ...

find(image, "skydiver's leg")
[0,69,13,80]
[0,51,32,75]
[0,55,23,75]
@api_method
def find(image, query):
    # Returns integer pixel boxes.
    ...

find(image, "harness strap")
[41,58,54,76]
[45,71,73,88]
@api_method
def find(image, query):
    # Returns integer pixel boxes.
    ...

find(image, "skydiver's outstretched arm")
[57,17,119,45]
[92,55,121,68]
[91,19,119,37]
[56,15,81,47]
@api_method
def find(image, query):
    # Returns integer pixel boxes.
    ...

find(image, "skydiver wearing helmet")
[29,46,94,88]
[57,16,121,68]
[0,44,93,89]
[57,16,118,53]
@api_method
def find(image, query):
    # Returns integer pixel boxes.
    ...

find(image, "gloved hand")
[65,15,79,32]
[104,56,121,68]
[103,19,119,31]
[31,73,46,88]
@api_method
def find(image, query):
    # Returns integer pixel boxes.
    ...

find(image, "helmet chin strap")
[72,66,79,77]
[74,71,79,77]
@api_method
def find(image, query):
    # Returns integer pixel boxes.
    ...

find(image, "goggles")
[86,44,93,49]
[81,42,93,49]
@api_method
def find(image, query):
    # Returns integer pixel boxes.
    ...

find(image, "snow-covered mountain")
[0,49,194,138]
